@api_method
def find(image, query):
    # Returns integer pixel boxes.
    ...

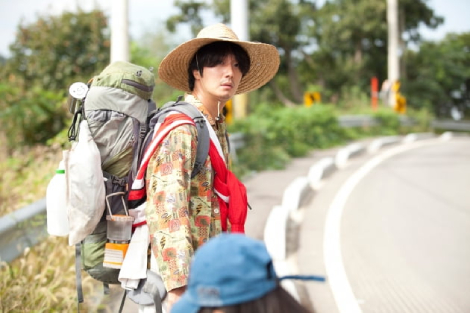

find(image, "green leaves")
[229,104,345,176]
[6,10,110,91]
[0,81,67,151]
[0,9,111,151]
[403,32,470,116]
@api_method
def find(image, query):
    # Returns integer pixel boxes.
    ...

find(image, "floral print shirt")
[145,94,230,291]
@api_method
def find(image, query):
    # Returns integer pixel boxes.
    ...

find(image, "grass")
[0,141,60,217]
[0,137,112,312]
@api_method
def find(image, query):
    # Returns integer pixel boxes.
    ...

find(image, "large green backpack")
[67,61,210,307]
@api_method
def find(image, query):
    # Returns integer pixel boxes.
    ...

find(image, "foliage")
[0,80,67,152]
[3,9,110,92]
[166,0,210,36]
[306,0,443,94]
[399,0,444,43]
[403,32,470,118]
[336,86,371,112]
[372,109,402,135]
[0,136,63,216]
[230,104,340,176]
[0,9,111,151]
[0,236,110,312]
[228,103,431,178]
[166,0,444,110]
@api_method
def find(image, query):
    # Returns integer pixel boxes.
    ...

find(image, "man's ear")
[193,68,202,80]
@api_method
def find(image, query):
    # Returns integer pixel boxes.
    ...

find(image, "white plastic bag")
[66,120,105,246]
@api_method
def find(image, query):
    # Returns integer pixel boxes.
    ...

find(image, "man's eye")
[234,63,239,67]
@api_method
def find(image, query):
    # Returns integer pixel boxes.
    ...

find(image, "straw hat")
[158,23,280,94]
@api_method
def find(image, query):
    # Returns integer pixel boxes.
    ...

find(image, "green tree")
[403,32,470,117]
[0,9,110,150]
[164,0,447,110]
[307,0,443,96]
[166,0,210,36]
[0,79,65,152]
[3,9,110,92]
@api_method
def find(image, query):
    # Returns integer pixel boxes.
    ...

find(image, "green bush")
[229,104,347,177]
[229,104,431,178]
[0,82,67,153]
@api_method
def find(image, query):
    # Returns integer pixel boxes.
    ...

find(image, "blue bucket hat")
[172,233,325,313]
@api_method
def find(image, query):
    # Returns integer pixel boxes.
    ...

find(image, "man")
[145,23,279,311]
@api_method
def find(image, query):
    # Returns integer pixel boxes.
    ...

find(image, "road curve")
[299,136,470,313]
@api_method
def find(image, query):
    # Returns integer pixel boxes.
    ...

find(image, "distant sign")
[225,99,233,124]
[304,92,321,107]
[392,81,406,114]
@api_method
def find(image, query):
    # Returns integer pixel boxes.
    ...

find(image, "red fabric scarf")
[209,140,248,233]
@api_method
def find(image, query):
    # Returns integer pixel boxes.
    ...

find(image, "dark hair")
[188,41,251,91]
[198,285,313,313]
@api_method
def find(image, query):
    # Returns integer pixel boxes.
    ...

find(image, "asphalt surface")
[298,135,470,313]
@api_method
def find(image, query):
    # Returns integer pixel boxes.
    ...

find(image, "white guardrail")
[1,117,470,263]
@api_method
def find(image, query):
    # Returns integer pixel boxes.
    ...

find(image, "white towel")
[119,204,149,290]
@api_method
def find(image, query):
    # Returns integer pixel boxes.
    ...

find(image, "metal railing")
[431,119,470,131]
[337,115,416,128]
[2,117,470,263]
[0,199,48,263]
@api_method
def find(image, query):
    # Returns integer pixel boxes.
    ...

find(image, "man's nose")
[223,64,234,77]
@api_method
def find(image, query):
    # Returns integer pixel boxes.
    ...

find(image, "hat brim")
[171,293,199,313]
[158,37,280,95]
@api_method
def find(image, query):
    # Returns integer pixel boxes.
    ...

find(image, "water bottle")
[46,160,69,236]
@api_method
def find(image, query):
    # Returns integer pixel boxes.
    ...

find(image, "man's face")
[193,54,243,103]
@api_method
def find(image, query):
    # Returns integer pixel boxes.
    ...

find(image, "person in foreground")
[171,233,326,313]
[140,23,280,311]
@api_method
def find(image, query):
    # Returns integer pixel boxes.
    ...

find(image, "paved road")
[299,136,470,313]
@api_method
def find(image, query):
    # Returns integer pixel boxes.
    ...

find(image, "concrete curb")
[335,143,366,169]
[367,136,401,153]
[402,132,435,143]
[281,177,311,213]
[308,157,336,190]
[262,132,440,304]
[264,205,289,261]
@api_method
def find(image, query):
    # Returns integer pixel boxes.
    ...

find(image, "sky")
[0,0,469,57]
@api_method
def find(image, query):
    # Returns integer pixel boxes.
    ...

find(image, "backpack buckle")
[193,116,205,127]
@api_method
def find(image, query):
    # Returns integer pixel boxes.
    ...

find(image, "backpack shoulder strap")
[146,99,210,178]
[160,100,210,178]
[128,99,211,209]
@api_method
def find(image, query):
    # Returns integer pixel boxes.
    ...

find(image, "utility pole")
[110,0,130,63]
[231,0,249,119]
[387,0,400,107]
